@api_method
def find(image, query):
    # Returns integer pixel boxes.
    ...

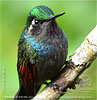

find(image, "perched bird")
[15,5,68,100]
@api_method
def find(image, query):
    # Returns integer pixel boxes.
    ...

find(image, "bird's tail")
[14,84,29,100]
[14,83,42,100]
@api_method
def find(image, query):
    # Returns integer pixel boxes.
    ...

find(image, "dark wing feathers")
[17,60,40,98]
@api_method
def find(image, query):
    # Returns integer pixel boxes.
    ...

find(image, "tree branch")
[32,25,97,100]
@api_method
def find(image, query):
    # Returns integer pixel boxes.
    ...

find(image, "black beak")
[47,12,65,21]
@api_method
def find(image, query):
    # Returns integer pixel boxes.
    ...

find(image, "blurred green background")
[0,0,97,100]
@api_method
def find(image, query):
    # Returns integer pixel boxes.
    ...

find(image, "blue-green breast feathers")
[24,35,54,55]
[28,6,54,20]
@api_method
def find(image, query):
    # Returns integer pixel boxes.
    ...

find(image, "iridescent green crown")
[28,5,54,20]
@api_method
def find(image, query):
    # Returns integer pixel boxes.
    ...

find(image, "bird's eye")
[35,20,39,24]
[32,19,39,26]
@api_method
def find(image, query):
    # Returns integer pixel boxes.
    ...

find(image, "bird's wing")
[17,59,38,97]
[17,36,41,98]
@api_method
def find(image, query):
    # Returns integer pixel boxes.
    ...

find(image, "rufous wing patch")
[17,62,38,96]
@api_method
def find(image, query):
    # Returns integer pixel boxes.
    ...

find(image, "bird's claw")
[66,60,76,69]
[48,83,59,91]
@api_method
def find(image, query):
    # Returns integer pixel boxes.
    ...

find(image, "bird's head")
[26,5,65,36]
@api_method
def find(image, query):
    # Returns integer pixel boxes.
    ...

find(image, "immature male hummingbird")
[15,5,68,100]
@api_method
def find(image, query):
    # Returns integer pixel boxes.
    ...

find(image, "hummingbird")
[15,5,68,100]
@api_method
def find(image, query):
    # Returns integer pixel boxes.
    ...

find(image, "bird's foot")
[48,83,59,90]
[65,60,76,69]
[44,81,59,90]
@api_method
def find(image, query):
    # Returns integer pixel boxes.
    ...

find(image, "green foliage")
[0,0,96,100]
